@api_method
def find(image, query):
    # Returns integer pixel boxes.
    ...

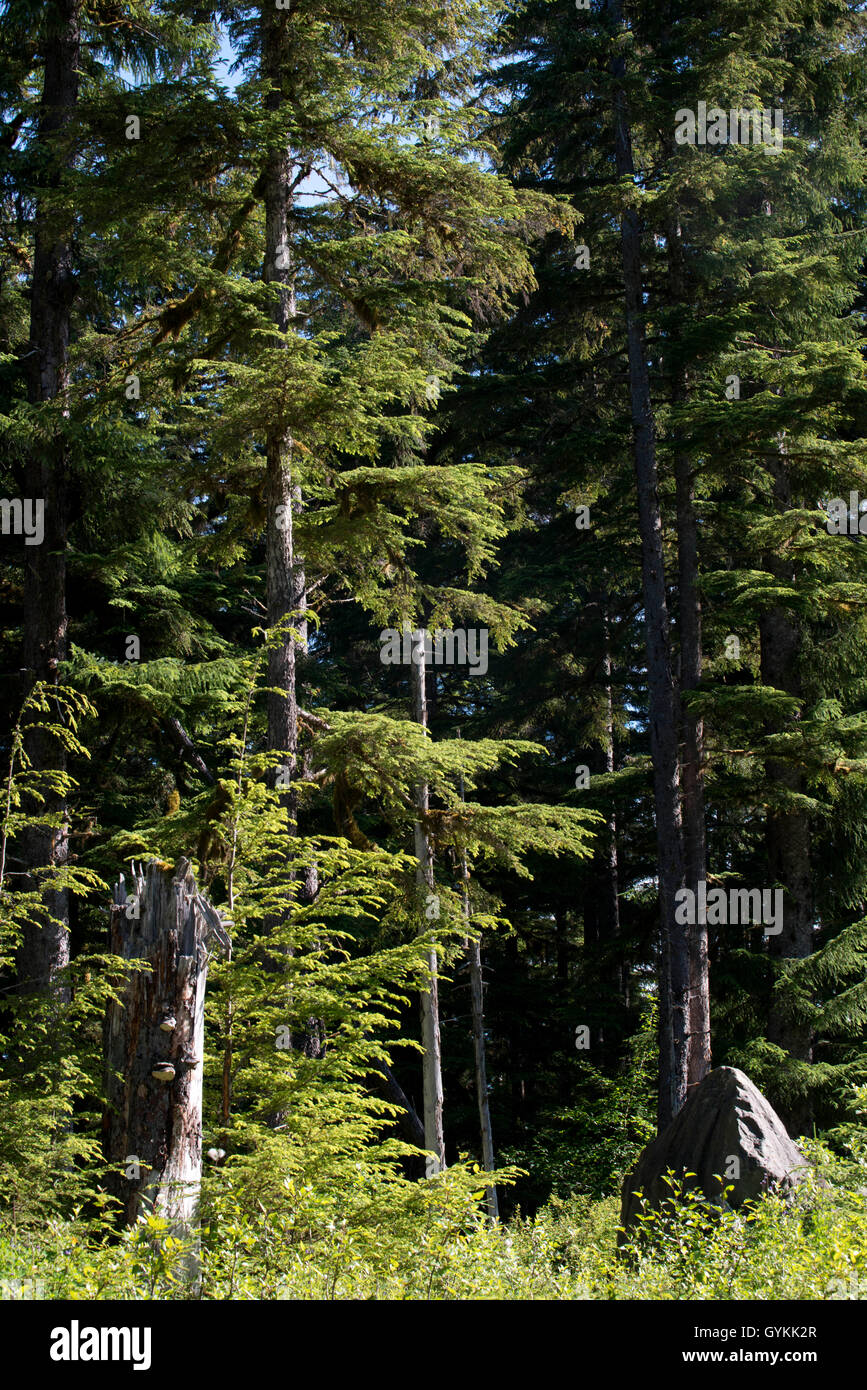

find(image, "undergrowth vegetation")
[2,1137,866,1301]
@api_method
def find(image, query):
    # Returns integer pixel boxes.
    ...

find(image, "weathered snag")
[103,858,230,1232]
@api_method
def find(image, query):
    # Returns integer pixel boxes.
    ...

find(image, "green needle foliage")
[4,0,867,1304]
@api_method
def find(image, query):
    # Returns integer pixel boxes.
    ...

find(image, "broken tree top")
[112,857,232,956]
[620,1066,809,1233]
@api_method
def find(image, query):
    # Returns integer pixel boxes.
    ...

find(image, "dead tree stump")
[104,857,231,1234]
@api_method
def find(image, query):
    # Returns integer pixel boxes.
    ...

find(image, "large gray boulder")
[620,1066,809,1234]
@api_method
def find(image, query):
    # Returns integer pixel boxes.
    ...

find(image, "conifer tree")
[127,0,577,1156]
[2,0,218,990]
[462,0,867,1134]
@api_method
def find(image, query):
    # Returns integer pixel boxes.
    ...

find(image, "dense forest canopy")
[2,0,867,1307]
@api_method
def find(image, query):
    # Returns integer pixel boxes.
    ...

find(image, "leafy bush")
[3,1142,866,1301]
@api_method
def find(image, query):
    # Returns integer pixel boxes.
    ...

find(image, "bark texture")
[667,218,711,1090]
[458,741,498,1217]
[104,859,230,1230]
[371,1062,426,1150]
[468,933,498,1219]
[759,447,813,1131]
[608,0,688,1127]
[17,0,81,996]
[258,8,321,1065]
[261,5,307,842]
[411,635,445,1172]
[600,605,626,1009]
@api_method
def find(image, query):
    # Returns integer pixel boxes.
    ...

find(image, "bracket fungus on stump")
[103,857,231,1230]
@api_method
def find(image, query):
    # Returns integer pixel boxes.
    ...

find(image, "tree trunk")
[458,747,498,1219]
[467,932,498,1219]
[17,0,81,997]
[411,634,446,1173]
[667,218,711,1091]
[259,9,322,1063]
[608,0,688,1128]
[104,859,230,1275]
[601,605,627,1009]
[555,906,569,984]
[260,5,311,844]
[262,90,303,830]
[371,1062,426,1151]
[759,446,813,1132]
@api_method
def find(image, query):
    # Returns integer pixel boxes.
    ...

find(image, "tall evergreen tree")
[458,0,867,1133]
[2,0,218,991]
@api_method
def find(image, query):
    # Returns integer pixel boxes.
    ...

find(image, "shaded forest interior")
[3,0,867,1302]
